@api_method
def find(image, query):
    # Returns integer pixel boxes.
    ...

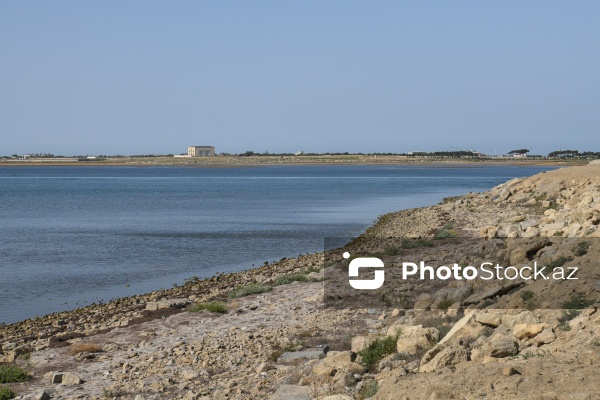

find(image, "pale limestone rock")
[419,345,468,373]
[475,312,502,328]
[513,323,550,339]
[532,327,556,346]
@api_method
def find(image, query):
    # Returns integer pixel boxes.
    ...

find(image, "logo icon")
[345,252,385,290]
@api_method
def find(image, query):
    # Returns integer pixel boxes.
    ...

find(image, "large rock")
[269,384,311,400]
[419,344,468,373]
[312,351,364,377]
[61,372,83,385]
[278,349,326,362]
[532,327,556,346]
[485,335,518,358]
[438,310,478,345]
[513,323,550,340]
[475,312,502,328]
[389,325,439,355]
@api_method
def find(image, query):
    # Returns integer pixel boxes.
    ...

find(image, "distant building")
[188,146,215,157]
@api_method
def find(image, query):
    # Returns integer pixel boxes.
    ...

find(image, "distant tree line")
[548,150,600,159]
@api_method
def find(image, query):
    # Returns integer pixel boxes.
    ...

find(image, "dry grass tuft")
[69,343,103,355]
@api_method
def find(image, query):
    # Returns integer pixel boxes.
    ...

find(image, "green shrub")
[401,238,433,249]
[520,290,534,302]
[227,283,272,298]
[190,301,228,314]
[436,299,454,312]
[573,241,590,257]
[357,380,378,399]
[273,274,308,286]
[562,292,594,310]
[545,256,573,271]
[434,221,456,239]
[383,245,401,256]
[0,364,29,384]
[0,386,16,400]
[303,265,321,274]
[358,331,400,371]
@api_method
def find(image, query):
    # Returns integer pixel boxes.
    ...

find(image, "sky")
[1,1,599,156]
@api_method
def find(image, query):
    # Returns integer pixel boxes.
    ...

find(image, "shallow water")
[0,164,555,323]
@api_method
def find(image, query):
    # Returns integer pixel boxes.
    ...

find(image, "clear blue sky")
[1,1,599,156]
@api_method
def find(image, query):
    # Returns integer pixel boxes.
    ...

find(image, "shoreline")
[0,155,586,168]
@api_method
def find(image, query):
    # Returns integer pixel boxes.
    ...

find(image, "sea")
[0,164,556,324]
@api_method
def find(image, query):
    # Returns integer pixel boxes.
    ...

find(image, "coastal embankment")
[1,163,600,399]
[0,155,586,167]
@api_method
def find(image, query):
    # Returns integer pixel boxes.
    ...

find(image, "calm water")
[0,164,555,323]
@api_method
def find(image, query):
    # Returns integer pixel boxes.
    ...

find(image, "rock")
[513,323,549,339]
[269,384,311,400]
[451,286,473,302]
[463,286,503,306]
[322,396,354,400]
[182,370,200,380]
[278,350,326,362]
[312,351,364,377]
[61,372,83,385]
[501,311,539,328]
[532,327,556,346]
[487,335,518,358]
[351,335,371,353]
[390,325,439,355]
[507,225,521,234]
[519,219,538,231]
[256,362,273,374]
[420,345,468,373]
[414,293,435,309]
[438,310,478,345]
[503,366,521,377]
[522,227,541,237]
[145,298,190,311]
[475,312,502,328]
[1,342,17,351]
[34,391,52,400]
[51,372,64,384]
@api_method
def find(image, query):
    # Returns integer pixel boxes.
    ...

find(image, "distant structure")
[188,146,215,157]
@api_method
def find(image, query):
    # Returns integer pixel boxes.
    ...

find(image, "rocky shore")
[2,163,600,400]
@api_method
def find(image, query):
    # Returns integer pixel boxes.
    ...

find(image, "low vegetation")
[0,386,16,400]
[357,380,378,399]
[434,221,456,239]
[520,290,535,301]
[190,301,228,314]
[545,256,573,271]
[358,331,400,372]
[273,274,308,286]
[573,241,590,257]
[227,283,272,298]
[401,238,434,249]
[383,245,401,256]
[0,364,29,384]
[436,298,455,312]
[558,292,594,329]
